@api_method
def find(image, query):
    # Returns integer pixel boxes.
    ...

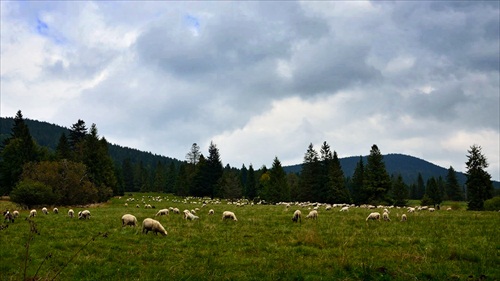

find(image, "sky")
[1,1,499,181]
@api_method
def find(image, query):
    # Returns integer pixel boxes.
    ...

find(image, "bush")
[484,196,500,211]
[10,180,55,209]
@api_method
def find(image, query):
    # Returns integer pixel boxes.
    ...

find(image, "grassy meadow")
[1,194,499,281]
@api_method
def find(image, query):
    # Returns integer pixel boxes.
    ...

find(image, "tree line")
[0,110,495,210]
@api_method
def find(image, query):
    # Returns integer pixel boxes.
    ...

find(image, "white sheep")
[383,211,391,221]
[366,212,381,221]
[142,218,168,236]
[121,214,138,227]
[306,210,318,219]
[78,210,91,219]
[407,207,415,213]
[292,210,302,223]
[429,207,436,212]
[29,209,37,218]
[155,209,169,216]
[172,208,180,214]
[401,214,407,222]
[222,211,237,221]
[186,212,199,220]
[208,209,214,215]
[339,206,349,212]
[68,209,74,218]
[13,210,19,218]
[53,207,59,214]
[42,207,48,215]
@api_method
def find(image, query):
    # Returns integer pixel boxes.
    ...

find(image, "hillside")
[1,117,498,188]
[0,117,183,168]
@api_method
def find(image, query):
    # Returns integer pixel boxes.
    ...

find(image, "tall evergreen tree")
[174,163,189,196]
[240,164,248,194]
[298,143,320,202]
[220,168,243,200]
[287,173,300,202]
[350,156,365,204]
[68,119,87,156]
[122,158,135,192]
[190,155,210,197]
[55,133,72,160]
[153,161,167,192]
[206,141,223,198]
[465,144,493,210]
[165,162,177,193]
[246,164,257,200]
[267,157,289,203]
[0,110,40,195]
[416,173,426,199]
[328,151,350,203]
[445,166,463,201]
[319,141,333,202]
[363,144,392,205]
[424,177,442,207]
[392,174,409,206]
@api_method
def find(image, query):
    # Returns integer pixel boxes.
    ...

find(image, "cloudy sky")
[1,1,499,180]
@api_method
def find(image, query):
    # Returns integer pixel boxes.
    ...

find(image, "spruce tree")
[55,133,72,160]
[465,144,493,210]
[246,164,257,200]
[68,119,87,156]
[206,141,223,198]
[186,143,201,165]
[328,151,350,203]
[350,156,365,204]
[392,174,409,206]
[416,173,425,199]
[165,162,177,193]
[363,145,392,204]
[445,166,463,201]
[298,143,320,202]
[268,157,289,203]
[424,177,442,207]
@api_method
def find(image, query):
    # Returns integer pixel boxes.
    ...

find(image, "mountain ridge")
[1,117,498,188]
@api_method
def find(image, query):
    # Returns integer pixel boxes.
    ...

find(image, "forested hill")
[1,117,498,188]
[284,155,500,189]
[0,117,183,168]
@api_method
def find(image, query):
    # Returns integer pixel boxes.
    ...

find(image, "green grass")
[1,194,499,281]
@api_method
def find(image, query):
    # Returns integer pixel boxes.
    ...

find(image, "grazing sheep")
[429,207,436,212]
[68,209,74,218]
[29,209,37,218]
[42,207,48,215]
[155,209,169,216]
[186,212,199,220]
[142,218,167,236]
[172,208,180,214]
[121,214,138,227]
[292,210,302,223]
[3,210,14,223]
[12,210,19,218]
[401,214,407,222]
[383,211,391,221]
[208,209,214,215]
[306,210,318,219]
[222,211,237,221]
[78,210,91,220]
[53,208,59,214]
[339,206,349,212]
[408,207,415,213]
[366,212,381,221]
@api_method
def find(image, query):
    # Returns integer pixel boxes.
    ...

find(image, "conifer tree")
[245,164,257,200]
[298,143,320,202]
[165,162,177,193]
[465,144,493,210]
[206,141,223,198]
[392,174,409,206]
[416,173,425,199]
[0,110,40,195]
[445,166,463,201]
[287,173,300,201]
[55,133,72,160]
[319,141,333,202]
[186,143,201,165]
[268,157,289,203]
[424,177,442,207]
[350,156,365,204]
[363,144,391,204]
[68,119,87,158]
[153,161,167,193]
[122,158,135,192]
[220,168,243,200]
[328,151,350,203]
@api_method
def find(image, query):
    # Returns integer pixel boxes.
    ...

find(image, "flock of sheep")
[3,194,448,237]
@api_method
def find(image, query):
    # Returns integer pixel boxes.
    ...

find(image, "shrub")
[484,196,500,211]
[10,180,55,209]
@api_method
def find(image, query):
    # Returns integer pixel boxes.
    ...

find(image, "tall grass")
[1,194,499,280]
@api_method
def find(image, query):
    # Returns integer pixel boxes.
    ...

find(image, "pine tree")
[268,157,289,203]
[122,158,135,192]
[445,166,463,201]
[363,145,392,205]
[328,151,350,203]
[424,177,442,207]
[392,174,409,206]
[153,161,167,193]
[465,144,493,210]
[246,164,257,200]
[206,141,223,198]
[68,119,87,157]
[350,156,365,204]
[0,110,40,195]
[186,143,201,165]
[319,141,333,202]
[416,173,425,199]
[55,133,72,160]
[165,162,177,193]
[298,143,320,202]
[220,168,243,200]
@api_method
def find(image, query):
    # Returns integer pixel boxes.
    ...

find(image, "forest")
[0,111,498,210]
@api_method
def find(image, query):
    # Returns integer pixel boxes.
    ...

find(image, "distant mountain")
[0,117,183,168]
[284,154,500,189]
[1,117,498,189]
